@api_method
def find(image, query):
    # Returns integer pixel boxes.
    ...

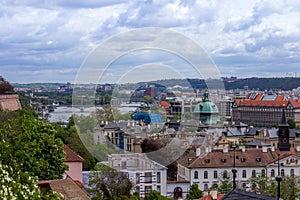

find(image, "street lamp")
[231,145,237,189]
[275,154,282,200]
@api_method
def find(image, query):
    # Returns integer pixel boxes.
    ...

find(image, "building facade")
[232,92,300,126]
[177,146,300,191]
[105,153,167,198]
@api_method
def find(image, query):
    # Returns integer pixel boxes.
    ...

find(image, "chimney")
[210,189,218,200]
[196,148,201,157]
[262,146,268,153]
[205,147,209,153]
[223,146,228,153]
[240,146,246,152]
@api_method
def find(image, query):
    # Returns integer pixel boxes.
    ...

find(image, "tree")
[248,173,300,199]
[88,164,133,200]
[287,118,296,129]
[0,110,68,180]
[218,170,232,194]
[144,190,172,200]
[0,76,13,94]
[96,104,114,122]
[186,184,203,200]
[141,138,164,153]
[0,162,63,200]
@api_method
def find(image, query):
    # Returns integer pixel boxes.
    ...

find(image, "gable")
[268,154,300,167]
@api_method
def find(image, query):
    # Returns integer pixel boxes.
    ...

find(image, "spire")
[280,108,287,125]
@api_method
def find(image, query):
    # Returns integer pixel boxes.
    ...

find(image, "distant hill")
[12,77,300,91]
[143,77,300,91]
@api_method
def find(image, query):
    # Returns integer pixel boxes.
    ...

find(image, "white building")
[177,146,300,191]
[105,153,168,198]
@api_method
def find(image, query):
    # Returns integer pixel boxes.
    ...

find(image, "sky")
[1,0,300,83]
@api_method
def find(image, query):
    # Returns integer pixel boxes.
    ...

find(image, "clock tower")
[278,108,291,151]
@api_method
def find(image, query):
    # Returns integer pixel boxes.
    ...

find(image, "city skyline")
[1,0,300,83]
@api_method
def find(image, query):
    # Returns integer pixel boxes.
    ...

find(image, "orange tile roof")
[235,93,299,108]
[64,145,84,162]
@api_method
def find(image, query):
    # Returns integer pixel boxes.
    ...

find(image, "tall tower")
[278,109,291,151]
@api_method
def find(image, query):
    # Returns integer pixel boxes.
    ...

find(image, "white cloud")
[0,0,300,83]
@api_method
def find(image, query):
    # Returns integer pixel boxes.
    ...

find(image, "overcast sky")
[1,0,300,83]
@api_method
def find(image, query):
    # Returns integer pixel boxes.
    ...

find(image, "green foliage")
[288,118,296,129]
[217,171,232,194]
[88,165,133,200]
[144,190,172,200]
[186,184,203,200]
[0,111,68,180]
[248,173,300,199]
[0,162,41,199]
[96,104,114,122]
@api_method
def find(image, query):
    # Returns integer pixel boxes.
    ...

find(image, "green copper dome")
[194,92,219,114]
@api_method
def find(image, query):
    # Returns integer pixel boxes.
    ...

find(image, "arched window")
[242,170,247,178]
[281,169,285,176]
[194,171,198,179]
[213,171,218,179]
[204,184,208,191]
[261,169,265,176]
[204,171,208,179]
[291,169,294,176]
[271,169,275,177]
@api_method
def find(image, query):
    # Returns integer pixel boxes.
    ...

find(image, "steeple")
[278,108,290,151]
[280,108,287,125]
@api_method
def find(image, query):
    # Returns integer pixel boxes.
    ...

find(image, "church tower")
[278,109,291,151]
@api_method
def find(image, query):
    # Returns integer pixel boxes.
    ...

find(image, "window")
[145,172,152,183]
[204,184,208,191]
[261,169,265,176]
[223,170,229,179]
[136,173,140,184]
[157,172,161,183]
[281,169,285,176]
[213,171,218,179]
[204,171,208,179]
[242,183,247,188]
[157,185,161,193]
[242,170,246,178]
[291,169,295,176]
[271,169,275,177]
[252,170,256,177]
[194,171,198,179]
[145,186,152,195]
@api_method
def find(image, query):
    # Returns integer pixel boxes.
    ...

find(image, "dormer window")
[205,159,210,163]
[241,158,246,162]
[256,158,261,162]
[221,158,227,163]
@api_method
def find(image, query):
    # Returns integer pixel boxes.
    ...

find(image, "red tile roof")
[179,147,300,169]
[64,145,84,163]
[0,94,21,111]
[235,92,299,108]
[38,178,90,200]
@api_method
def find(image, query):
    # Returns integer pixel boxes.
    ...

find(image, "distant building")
[64,145,84,183]
[0,94,21,111]
[232,92,300,126]
[177,146,300,191]
[105,153,168,198]
[194,92,220,125]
